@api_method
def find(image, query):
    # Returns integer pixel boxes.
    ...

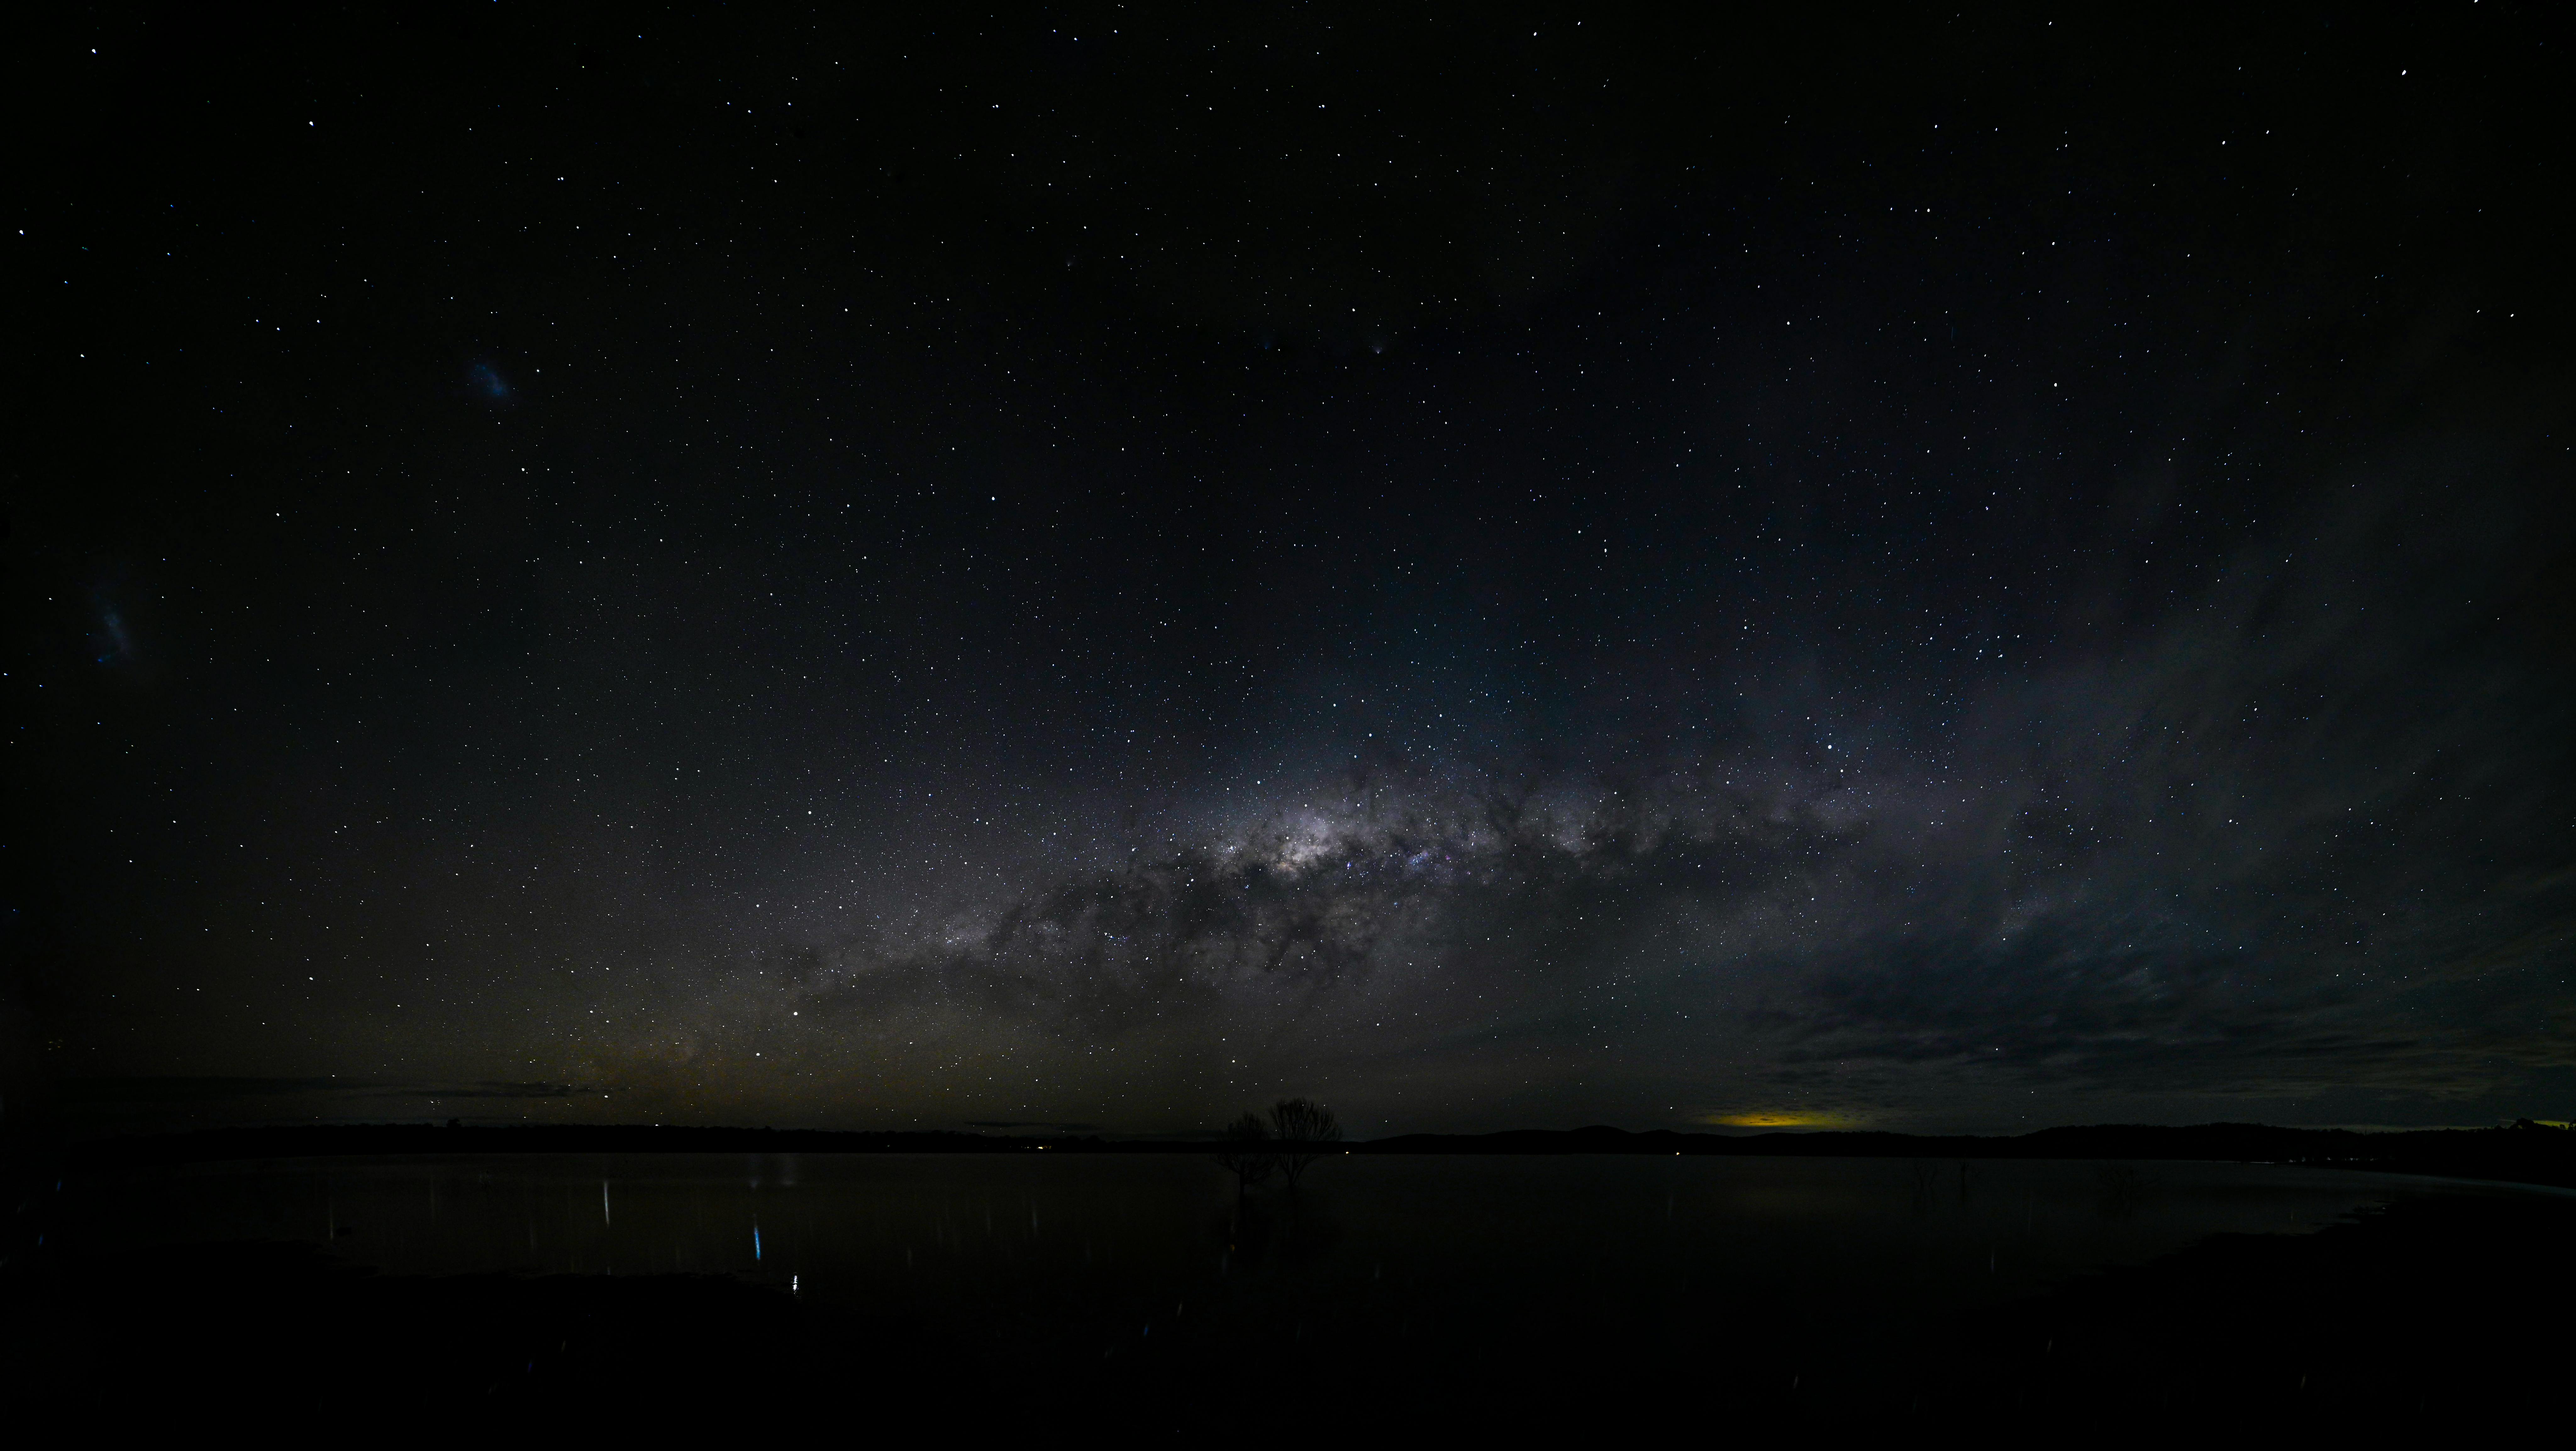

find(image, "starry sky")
[10,6,2573,1136]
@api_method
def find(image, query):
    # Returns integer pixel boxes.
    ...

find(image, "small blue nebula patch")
[92,601,135,666]
[468,363,512,401]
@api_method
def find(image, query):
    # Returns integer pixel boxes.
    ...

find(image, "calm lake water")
[62,1151,2484,1376]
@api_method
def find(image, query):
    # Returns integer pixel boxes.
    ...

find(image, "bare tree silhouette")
[1213,1112,1276,1206]
[1266,1098,1343,1193]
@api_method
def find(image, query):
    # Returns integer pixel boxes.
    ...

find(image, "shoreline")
[18,1119,2574,1192]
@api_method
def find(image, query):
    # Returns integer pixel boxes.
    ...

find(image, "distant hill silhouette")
[1358,1121,2576,1188]
[31,1118,2576,1190]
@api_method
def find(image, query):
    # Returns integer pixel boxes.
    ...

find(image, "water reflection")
[49,1153,2455,1365]
[21,1152,2572,1429]
[1217,1180,1344,1277]
[2094,1161,2159,1220]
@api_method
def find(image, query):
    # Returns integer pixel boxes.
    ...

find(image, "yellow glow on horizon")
[1705,1111,1855,1128]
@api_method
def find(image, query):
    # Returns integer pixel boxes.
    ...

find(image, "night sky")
[11,7,2573,1137]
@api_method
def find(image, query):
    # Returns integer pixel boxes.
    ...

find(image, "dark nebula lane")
[9,7,2572,1136]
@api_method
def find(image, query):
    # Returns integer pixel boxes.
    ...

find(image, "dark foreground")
[6,1188,2568,1434]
